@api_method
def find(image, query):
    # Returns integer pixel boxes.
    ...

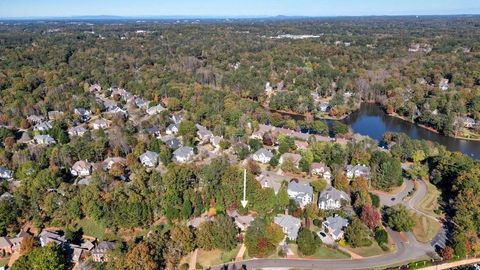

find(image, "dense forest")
[0,16,479,270]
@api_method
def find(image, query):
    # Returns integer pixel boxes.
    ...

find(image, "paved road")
[372,179,414,207]
[211,228,435,270]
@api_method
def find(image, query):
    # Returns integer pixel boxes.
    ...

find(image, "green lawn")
[411,212,441,243]
[347,241,388,257]
[182,246,240,268]
[287,244,350,259]
[77,218,107,240]
[416,181,441,218]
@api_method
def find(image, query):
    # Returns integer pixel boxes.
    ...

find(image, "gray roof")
[0,167,13,179]
[346,164,371,177]
[140,151,159,163]
[274,214,301,240]
[165,138,181,149]
[324,215,349,238]
[318,187,350,203]
[254,148,273,158]
[288,181,313,196]
[173,146,194,158]
[91,241,116,256]
[34,134,56,144]
[196,124,213,138]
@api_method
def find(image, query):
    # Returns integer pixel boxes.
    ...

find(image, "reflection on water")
[342,104,480,159]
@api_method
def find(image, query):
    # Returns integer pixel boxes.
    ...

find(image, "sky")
[1,0,480,18]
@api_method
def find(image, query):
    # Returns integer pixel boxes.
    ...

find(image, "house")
[68,125,87,137]
[252,148,273,164]
[71,160,93,177]
[74,108,92,122]
[227,209,254,231]
[139,151,159,167]
[100,98,118,111]
[196,124,213,144]
[319,102,330,112]
[172,146,194,163]
[346,164,371,179]
[48,110,65,120]
[146,126,161,137]
[39,230,66,247]
[310,162,332,182]
[166,123,179,135]
[102,157,126,170]
[0,167,13,179]
[257,172,287,194]
[408,43,420,52]
[0,192,13,201]
[134,97,150,109]
[211,136,223,149]
[0,231,28,254]
[287,181,313,208]
[323,215,349,241]
[439,78,449,91]
[460,117,476,128]
[92,118,109,130]
[187,216,213,228]
[265,82,273,94]
[34,134,56,145]
[318,187,350,210]
[106,106,128,119]
[274,214,302,241]
[27,115,45,124]
[251,124,273,140]
[91,241,116,262]
[89,84,102,93]
[165,137,181,149]
[170,113,184,124]
[279,153,302,168]
[146,104,166,115]
[33,120,53,131]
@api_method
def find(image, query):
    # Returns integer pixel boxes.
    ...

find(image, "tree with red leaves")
[360,204,381,230]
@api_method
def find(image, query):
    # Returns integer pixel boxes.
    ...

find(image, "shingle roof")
[274,214,301,239]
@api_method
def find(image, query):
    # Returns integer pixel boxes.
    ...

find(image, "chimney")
[284,208,289,215]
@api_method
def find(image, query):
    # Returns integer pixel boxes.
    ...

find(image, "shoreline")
[265,102,480,142]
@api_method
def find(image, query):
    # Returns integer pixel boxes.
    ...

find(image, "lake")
[341,103,480,159]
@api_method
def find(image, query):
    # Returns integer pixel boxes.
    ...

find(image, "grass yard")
[287,244,350,259]
[347,241,389,257]
[416,181,441,218]
[181,246,240,268]
[411,212,442,243]
[77,218,107,240]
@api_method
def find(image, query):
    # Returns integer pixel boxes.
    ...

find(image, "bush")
[374,227,388,245]
[313,219,322,227]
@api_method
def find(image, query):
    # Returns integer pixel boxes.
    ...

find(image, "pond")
[341,103,480,159]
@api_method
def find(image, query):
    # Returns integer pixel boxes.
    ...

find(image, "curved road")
[212,180,442,270]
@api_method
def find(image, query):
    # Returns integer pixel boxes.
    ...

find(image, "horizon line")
[1,13,480,21]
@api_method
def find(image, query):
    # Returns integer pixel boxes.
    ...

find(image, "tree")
[0,198,19,235]
[178,120,196,146]
[125,242,158,270]
[370,151,403,191]
[12,243,67,270]
[333,174,350,192]
[196,215,238,251]
[441,246,454,260]
[297,228,319,255]
[170,224,195,255]
[374,227,388,245]
[344,218,372,248]
[312,120,328,135]
[360,204,381,230]
[385,205,415,232]
[245,218,283,258]
[311,179,327,193]
[332,122,349,136]
[20,235,37,254]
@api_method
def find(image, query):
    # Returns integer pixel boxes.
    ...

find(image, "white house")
[71,160,93,177]
[68,125,87,137]
[439,78,449,91]
[318,187,350,210]
[102,157,126,170]
[74,108,92,122]
[27,115,45,124]
[274,214,302,241]
[460,117,476,128]
[92,118,109,130]
[166,124,179,135]
[0,167,13,179]
[310,162,332,181]
[146,104,166,115]
[134,97,150,109]
[287,181,313,208]
[252,148,273,164]
[172,147,194,163]
[319,103,330,112]
[34,121,53,132]
[323,215,349,241]
[139,151,159,167]
[34,135,56,145]
[346,164,371,179]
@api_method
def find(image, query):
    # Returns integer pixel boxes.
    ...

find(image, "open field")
[415,180,441,218]
[411,212,442,243]
[182,246,240,268]
[77,218,107,240]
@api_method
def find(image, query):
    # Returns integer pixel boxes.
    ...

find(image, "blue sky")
[1,0,480,18]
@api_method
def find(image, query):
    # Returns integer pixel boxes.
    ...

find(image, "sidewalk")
[235,244,246,261]
[189,249,198,270]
